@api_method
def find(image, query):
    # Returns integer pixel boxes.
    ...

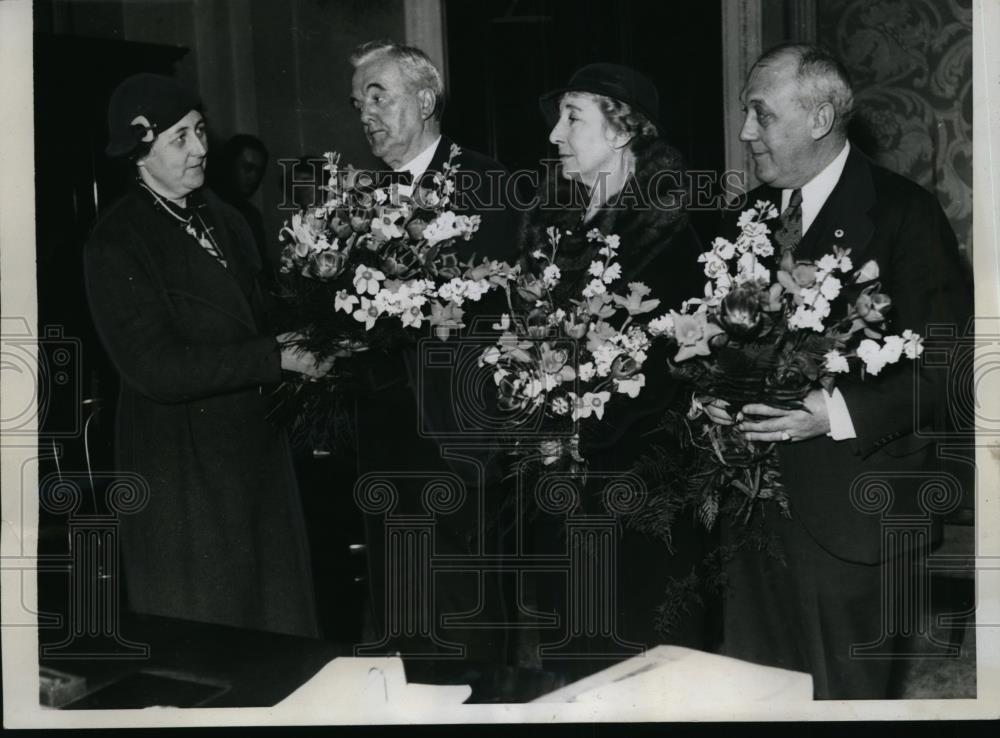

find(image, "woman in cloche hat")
[84,73,329,638]
[521,63,711,678]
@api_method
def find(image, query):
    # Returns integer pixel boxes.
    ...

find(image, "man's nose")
[359,101,376,122]
[739,113,756,143]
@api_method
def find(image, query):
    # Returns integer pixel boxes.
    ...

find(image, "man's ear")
[417,88,437,120]
[811,102,836,140]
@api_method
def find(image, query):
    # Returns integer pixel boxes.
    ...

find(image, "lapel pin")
[834,228,845,238]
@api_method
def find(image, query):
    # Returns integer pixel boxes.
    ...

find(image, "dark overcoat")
[84,185,318,637]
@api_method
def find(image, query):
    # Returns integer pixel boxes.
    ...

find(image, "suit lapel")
[798,147,876,265]
[414,135,451,191]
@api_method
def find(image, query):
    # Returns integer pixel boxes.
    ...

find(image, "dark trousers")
[354,382,508,665]
[721,512,895,699]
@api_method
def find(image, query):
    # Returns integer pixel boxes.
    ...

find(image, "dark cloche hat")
[105,73,202,158]
[539,62,662,134]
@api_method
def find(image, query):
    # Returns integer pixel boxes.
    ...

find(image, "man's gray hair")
[756,43,855,134]
[350,39,446,120]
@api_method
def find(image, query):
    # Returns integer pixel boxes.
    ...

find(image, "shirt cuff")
[824,388,857,440]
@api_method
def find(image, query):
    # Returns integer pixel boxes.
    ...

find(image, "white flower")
[789,305,826,332]
[648,314,675,337]
[550,396,571,416]
[881,335,905,364]
[712,237,736,260]
[352,296,381,330]
[582,278,607,298]
[335,290,359,314]
[373,289,401,315]
[422,211,480,246]
[493,313,511,331]
[749,233,774,257]
[602,263,622,284]
[736,252,770,284]
[838,255,854,273]
[480,346,501,366]
[857,338,888,375]
[819,275,842,301]
[588,260,605,277]
[577,362,596,382]
[856,259,880,282]
[755,200,779,218]
[817,254,840,273]
[824,350,849,373]
[699,251,728,279]
[542,264,561,288]
[592,343,622,377]
[373,188,388,204]
[531,249,545,260]
[399,295,427,329]
[353,265,385,296]
[736,209,757,229]
[902,329,924,359]
[604,234,621,250]
[572,391,611,421]
[615,374,646,398]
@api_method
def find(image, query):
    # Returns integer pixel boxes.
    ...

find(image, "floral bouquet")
[271,145,515,450]
[276,144,515,354]
[643,200,924,528]
[480,227,662,473]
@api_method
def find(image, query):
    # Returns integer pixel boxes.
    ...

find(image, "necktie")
[381,170,414,187]
[774,188,802,257]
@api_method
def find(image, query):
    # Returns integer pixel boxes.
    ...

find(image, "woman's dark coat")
[521,138,711,668]
[84,185,318,637]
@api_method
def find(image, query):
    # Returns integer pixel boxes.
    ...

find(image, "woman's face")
[548,93,625,188]
[137,110,207,201]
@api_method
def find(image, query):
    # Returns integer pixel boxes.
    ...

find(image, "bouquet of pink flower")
[643,200,923,527]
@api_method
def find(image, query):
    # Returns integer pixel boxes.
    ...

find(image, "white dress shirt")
[394,135,442,197]
[782,141,857,441]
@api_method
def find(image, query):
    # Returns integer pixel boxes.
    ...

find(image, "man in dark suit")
[347,40,521,668]
[706,44,972,698]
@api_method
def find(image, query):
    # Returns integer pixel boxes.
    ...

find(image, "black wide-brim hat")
[105,73,202,158]
[539,62,663,135]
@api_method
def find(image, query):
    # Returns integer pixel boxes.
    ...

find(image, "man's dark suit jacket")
[354,136,521,663]
[721,146,973,699]
[740,147,971,565]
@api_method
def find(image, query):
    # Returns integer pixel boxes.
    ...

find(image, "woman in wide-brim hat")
[521,63,713,677]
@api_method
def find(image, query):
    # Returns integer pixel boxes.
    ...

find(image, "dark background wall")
[444,0,724,184]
